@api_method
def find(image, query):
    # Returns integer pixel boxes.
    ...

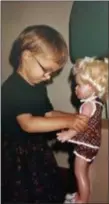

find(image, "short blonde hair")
[10,25,68,69]
[73,57,108,100]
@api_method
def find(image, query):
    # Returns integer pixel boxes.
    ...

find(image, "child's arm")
[57,102,94,142]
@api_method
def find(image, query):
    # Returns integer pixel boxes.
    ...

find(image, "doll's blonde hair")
[73,57,108,100]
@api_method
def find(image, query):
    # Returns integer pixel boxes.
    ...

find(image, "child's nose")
[44,73,51,80]
[75,85,78,90]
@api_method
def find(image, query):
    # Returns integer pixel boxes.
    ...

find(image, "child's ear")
[22,50,31,60]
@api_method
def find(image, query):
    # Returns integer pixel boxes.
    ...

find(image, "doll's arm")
[57,129,77,142]
[79,101,94,117]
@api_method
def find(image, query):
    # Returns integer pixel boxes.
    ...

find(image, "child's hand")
[57,129,76,143]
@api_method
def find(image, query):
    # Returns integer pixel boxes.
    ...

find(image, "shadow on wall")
[68,1,108,119]
[9,38,21,72]
[68,68,80,110]
[69,1,108,62]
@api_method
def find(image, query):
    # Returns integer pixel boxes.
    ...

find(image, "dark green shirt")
[2,72,53,137]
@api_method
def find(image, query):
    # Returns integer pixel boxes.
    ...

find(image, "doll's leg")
[74,155,90,203]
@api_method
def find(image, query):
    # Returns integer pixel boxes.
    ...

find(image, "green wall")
[69,1,108,62]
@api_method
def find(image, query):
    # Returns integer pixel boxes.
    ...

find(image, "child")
[2,25,88,203]
[57,57,108,203]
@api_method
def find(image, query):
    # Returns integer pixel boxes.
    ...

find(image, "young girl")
[2,25,88,203]
[57,57,108,203]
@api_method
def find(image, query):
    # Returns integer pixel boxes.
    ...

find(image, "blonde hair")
[73,57,108,100]
[9,25,68,69]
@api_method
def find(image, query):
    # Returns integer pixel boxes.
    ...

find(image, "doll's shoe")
[65,192,77,200]
[64,192,77,203]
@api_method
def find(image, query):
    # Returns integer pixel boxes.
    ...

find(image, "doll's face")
[75,75,94,99]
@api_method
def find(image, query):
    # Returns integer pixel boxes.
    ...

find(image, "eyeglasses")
[32,55,53,75]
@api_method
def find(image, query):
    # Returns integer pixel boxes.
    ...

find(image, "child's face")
[21,51,62,85]
[75,75,94,99]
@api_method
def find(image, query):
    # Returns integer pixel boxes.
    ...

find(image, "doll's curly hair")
[73,57,108,101]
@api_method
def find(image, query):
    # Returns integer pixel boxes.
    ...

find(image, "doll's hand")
[57,129,76,143]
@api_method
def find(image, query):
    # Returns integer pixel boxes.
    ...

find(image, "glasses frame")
[32,55,53,75]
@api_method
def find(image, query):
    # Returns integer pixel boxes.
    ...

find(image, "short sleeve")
[13,100,33,117]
